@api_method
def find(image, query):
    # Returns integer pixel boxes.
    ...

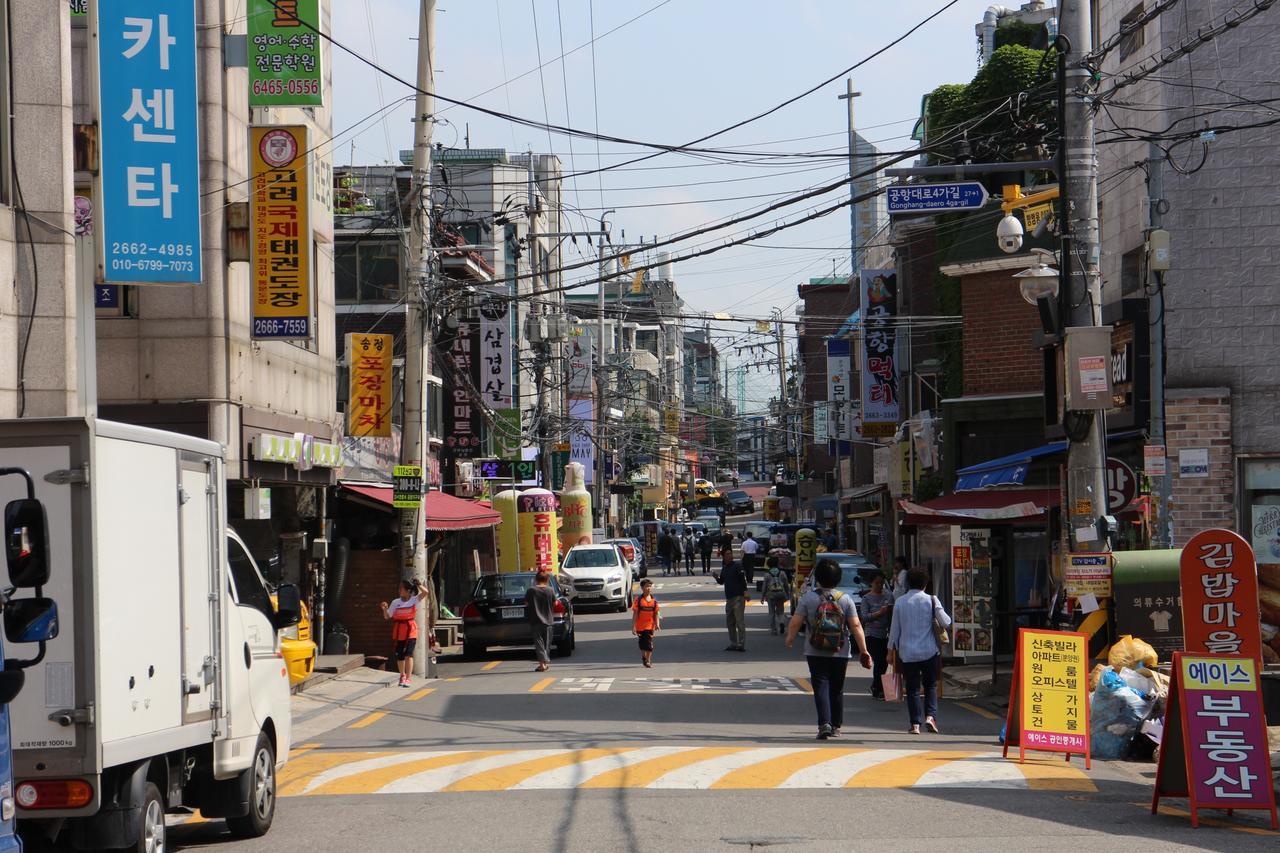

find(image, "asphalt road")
[162,572,1278,853]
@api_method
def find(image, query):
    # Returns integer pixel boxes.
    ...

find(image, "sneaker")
[398,676,410,688]
[831,727,841,738]
[817,724,833,740]
[908,724,921,735]
[925,716,940,733]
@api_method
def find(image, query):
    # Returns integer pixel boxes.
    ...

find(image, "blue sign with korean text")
[94,285,120,309]
[886,182,989,214]
[97,1,203,284]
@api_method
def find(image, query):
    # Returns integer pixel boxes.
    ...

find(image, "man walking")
[682,529,695,575]
[786,560,872,739]
[525,570,556,673]
[720,544,749,651]
[740,533,761,584]
[657,528,673,576]
[698,530,714,574]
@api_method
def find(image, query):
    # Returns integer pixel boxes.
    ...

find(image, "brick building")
[795,277,858,511]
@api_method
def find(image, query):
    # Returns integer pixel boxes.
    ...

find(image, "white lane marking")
[300,752,462,795]
[379,750,553,794]
[913,755,1029,789]
[777,748,919,788]
[512,747,687,790]
[645,748,782,789]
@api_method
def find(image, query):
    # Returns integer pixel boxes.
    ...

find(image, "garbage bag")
[1108,635,1158,671]
[1090,668,1155,760]
[1088,663,1109,692]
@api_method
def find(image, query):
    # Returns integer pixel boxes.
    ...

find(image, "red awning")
[338,483,501,531]
[899,488,1059,526]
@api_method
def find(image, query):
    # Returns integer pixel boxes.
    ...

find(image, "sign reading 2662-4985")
[96,1,202,285]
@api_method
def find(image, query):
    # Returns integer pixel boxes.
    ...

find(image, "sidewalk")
[942,661,1012,701]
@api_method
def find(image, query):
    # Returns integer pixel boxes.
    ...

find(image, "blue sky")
[332,1,988,404]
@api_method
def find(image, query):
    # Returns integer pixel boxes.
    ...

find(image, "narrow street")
[167,574,1275,852]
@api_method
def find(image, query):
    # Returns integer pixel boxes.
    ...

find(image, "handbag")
[931,596,949,646]
[881,672,903,702]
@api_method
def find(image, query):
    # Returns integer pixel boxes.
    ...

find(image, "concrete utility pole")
[773,312,790,512]
[835,79,862,544]
[596,212,615,530]
[401,0,436,677]
[1147,142,1173,548]
[1060,1,1110,552]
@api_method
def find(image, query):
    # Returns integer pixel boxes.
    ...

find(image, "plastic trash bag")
[1088,663,1109,692]
[1108,635,1158,671]
[1090,668,1155,759]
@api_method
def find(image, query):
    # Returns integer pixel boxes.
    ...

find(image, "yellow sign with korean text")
[250,125,312,340]
[1023,202,1053,230]
[1004,628,1092,767]
[347,333,393,437]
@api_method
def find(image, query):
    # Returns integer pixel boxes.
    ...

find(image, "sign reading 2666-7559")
[250,126,312,340]
[95,1,203,284]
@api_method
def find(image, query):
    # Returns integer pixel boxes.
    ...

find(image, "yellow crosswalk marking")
[529,677,555,693]
[792,678,813,694]
[481,661,502,671]
[1016,758,1098,792]
[579,747,748,789]
[710,748,854,789]
[348,711,386,730]
[444,748,636,792]
[405,688,435,701]
[845,750,979,788]
[279,751,397,796]
[310,751,503,796]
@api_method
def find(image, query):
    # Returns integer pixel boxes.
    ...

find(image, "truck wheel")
[134,782,165,853]
[227,733,276,839]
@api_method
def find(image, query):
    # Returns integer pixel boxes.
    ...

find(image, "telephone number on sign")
[110,259,195,273]
[110,242,194,257]
[254,318,310,338]
[252,78,321,96]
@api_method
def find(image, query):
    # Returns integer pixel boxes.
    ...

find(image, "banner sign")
[96,0,203,284]
[1179,528,1263,662]
[813,401,829,444]
[347,333,393,437]
[1003,628,1091,768]
[477,459,537,481]
[250,125,311,339]
[1064,553,1113,598]
[443,321,482,458]
[1153,653,1278,828]
[567,324,594,396]
[825,338,854,448]
[247,0,323,107]
[479,288,513,407]
[392,465,422,509]
[492,408,522,460]
[860,269,900,438]
[569,399,594,485]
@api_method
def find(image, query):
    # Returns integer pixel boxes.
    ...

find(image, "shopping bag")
[881,672,903,702]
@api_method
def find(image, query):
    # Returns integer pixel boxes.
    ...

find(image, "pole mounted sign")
[886,182,989,214]
[250,125,312,340]
[95,1,203,285]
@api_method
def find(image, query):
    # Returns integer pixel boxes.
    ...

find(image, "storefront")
[843,484,889,564]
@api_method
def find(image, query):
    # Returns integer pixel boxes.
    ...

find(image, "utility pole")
[401,0,436,678]
[773,311,790,516]
[835,79,861,544]
[1147,142,1172,548]
[1060,1,1110,552]
[596,212,615,531]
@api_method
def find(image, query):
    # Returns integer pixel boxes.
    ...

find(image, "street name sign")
[886,182,989,214]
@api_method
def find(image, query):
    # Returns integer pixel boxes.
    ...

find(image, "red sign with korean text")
[1179,528,1263,663]
[1152,653,1278,829]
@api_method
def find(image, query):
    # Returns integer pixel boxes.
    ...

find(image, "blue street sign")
[97,1,203,284]
[94,285,120,309]
[886,182,990,214]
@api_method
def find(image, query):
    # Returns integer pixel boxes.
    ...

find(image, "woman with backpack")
[785,560,872,740]
[761,555,791,635]
[888,569,953,735]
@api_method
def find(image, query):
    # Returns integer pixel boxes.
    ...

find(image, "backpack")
[808,591,846,652]
[763,571,787,600]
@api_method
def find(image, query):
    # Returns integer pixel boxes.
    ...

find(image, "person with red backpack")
[785,560,872,739]
[380,578,437,687]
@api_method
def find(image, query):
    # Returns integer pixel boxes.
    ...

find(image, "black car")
[461,572,575,659]
[723,489,754,515]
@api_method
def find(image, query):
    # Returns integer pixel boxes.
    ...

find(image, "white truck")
[0,417,299,851]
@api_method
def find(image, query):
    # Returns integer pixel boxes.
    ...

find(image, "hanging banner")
[247,0,323,107]
[813,401,829,445]
[567,324,595,396]
[492,408,522,460]
[860,269,900,437]
[1003,628,1091,768]
[442,321,482,459]
[569,399,594,485]
[347,333,393,437]
[826,338,854,450]
[1179,528,1263,662]
[1152,653,1278,828]
[250,125,312,339]
[96,0,203,285]
[478,288,513,407]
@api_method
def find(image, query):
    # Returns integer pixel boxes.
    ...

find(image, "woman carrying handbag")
[887,569,952,735]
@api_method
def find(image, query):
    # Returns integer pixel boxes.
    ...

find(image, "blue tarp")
[954,442,1067,491]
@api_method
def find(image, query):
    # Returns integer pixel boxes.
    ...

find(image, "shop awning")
[898,488,1059,526]
[338,483,501,531]
[954,443,1066,491]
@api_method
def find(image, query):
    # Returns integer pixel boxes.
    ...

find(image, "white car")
[561,544,634,611]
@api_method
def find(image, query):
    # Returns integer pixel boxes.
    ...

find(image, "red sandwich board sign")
[1179,528,1263,663]
[1152,653,1278,829]
[1003,627,1092,769]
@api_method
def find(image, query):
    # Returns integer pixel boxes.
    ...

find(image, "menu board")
[950,528,994,656]
[1003,628,1091,767]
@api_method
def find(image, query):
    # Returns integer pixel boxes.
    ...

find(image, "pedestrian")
[731,474,739,489]
[380,579,437,687]
[525,570,557,672]
[859,574,894,699]
[682,530,695,575]
[670,530,684,577]
[632,578,661,667]
[761,555,791,635]
[740,533,760,584]
[891,555,910,599]
[822,526,838,551]
[698,529,715,574]
[785,560,873,739]
[720,544,749,651]
[888,569,952,735]
[657,529,673,576]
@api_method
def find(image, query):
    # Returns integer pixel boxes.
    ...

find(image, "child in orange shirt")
[631,578,661,668]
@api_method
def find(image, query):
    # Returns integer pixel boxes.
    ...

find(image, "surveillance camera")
[997,213,1024,254]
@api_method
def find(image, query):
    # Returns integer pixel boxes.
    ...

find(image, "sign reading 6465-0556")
[247,0,323,108]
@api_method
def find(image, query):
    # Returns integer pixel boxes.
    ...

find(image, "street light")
[1013,262,1060,305]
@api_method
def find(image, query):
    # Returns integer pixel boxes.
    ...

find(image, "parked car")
[625,536,648,578]
[723,489,754,515]
[461,572,575,659]
[560,543,634,611]
[606,538,643,580]
[694,510,723,534]
[740,520,777,542]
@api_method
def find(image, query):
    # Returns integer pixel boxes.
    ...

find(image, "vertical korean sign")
[250,126,311,340]
[347,333,393,438]
[247,0,323,107]
[478,288,513,408]
[826,338,852,452]
[860,269,899,437]
[443,322,482,458]
[1179,528,1263,662]
[1003,628,1091,768]
[95,1,203,284]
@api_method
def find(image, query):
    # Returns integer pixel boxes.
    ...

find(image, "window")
[335,238,403,304]
[916,372,941,415]
[227,536,276,622]
[1118,3,1146,61]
